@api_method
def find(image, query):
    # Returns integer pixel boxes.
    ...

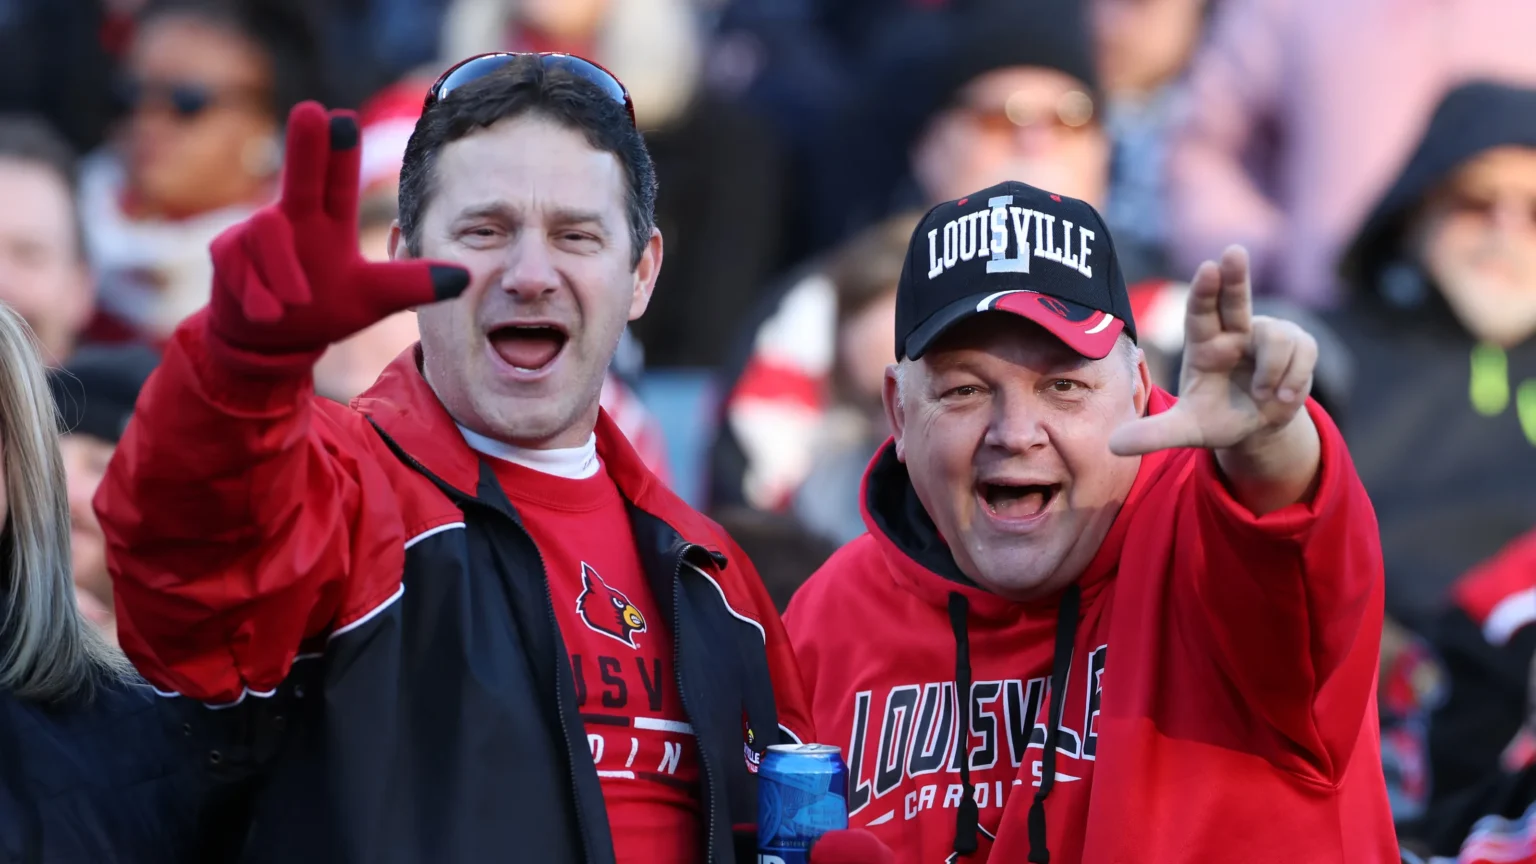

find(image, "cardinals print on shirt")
[577,563,648,649]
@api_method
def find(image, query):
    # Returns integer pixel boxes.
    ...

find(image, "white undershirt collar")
[457,424,600,480]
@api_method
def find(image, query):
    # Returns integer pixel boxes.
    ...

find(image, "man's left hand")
[1109,245,1317,456]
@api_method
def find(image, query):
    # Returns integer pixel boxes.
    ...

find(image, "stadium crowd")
[0,0,1534,861]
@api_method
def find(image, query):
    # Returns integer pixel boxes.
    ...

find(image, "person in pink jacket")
[1166,0,1536,308]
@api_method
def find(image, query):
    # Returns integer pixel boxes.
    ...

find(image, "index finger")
[1217,245,1253,334]
[278,101,330,217]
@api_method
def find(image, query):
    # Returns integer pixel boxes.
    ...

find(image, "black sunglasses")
[116,77,263,120]
[426,52,636,127]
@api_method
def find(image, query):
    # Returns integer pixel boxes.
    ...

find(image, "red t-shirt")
[489,454,701,864]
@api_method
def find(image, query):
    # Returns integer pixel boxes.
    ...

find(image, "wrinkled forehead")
[430,115,628,222]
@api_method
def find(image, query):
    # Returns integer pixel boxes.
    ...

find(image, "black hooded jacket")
[1328,80,1536,633]
[0,677,232,863]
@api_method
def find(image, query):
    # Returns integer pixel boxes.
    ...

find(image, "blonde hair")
[0,303,130,702]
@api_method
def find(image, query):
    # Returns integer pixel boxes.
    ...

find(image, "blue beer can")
[757,743,849,864]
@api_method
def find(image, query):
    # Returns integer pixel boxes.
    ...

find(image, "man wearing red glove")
[784,181,1399,862]
[94,54,812,864]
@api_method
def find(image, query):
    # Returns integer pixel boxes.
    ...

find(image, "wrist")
[203,312,327,378]
[1214,406,1321,515]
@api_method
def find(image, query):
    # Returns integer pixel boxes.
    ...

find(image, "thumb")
[354,259,471,319]
[1107,408,1203,457]
[810,829,895,864]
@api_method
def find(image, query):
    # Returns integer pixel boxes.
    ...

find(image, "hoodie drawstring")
[1029,583,1081,864]
[947,592,979,857]
[945,584,1081,863]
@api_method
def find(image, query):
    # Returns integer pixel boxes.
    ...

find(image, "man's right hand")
[206,101,469,372]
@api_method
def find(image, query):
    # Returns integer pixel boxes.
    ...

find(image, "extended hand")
[1109,246,1318,456]
[205,101,469,370]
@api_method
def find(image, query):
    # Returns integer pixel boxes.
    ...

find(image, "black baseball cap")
[895,180,1135,361]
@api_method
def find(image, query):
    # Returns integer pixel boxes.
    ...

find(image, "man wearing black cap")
[784,180,1397,862]
[48,343,161,643]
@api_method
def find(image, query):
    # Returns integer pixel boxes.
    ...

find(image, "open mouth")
[978,482,1059,520]
[488,324,568,373]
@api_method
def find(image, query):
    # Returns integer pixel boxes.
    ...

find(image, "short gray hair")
[0,304,131,703]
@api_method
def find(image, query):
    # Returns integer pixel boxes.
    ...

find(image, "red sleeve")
[720,534,817,745]
[95,313,406,705]
[1177,399,1384,782]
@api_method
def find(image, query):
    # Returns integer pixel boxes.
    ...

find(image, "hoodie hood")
[1340,80,1536,301]
[859,385,1180,619]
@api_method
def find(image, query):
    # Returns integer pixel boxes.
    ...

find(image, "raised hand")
[205,101,469,370]
[1109,245,1318,457]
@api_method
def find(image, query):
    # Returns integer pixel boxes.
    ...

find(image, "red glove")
[810,829,896,864]
[206,101,469,373]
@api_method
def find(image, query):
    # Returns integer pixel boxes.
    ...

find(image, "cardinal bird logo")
[576,563,647,648]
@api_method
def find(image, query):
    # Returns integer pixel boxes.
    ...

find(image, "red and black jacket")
[95,313,814,864]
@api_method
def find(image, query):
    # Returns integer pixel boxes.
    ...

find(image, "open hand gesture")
[1109,246,1318,456]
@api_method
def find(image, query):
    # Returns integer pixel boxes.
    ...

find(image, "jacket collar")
[860,386,1181,622]
[354,346,723,551]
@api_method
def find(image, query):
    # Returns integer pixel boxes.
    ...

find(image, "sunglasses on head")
[426,52,636,127]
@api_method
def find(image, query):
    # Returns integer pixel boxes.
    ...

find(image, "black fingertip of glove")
[329,115,359,151]
[430,265,471,301]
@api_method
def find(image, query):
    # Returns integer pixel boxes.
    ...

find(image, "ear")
[881,363,908,463]
[627,227,664,321]
[388,221,407,261]
[1133,346,1152,417]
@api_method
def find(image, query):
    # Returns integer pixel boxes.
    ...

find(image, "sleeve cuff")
[1193,399,1348,543]
[177,311,320,415]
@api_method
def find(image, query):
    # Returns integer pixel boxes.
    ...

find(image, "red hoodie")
[784,390,1398,863]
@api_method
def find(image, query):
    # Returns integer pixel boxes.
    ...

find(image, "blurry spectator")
[1410,530,1536,856]
[79,0,324,346]
[47,344,161,646]
[443,0,788,368]
[0,116,93,365]
[710,0,1109,513]
[709,506,838,613]
[810,0,1105,247]
[1092,0,1209,282]
[1330,80,1536,632]
[1167,0,1536,307]
[789,213,912,546]
[0,0,119,154]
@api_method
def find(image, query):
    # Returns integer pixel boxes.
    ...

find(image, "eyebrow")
[452,203,609,227]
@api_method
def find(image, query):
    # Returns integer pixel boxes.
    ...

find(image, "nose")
[498,231,562,301]
[983,394,1050,455]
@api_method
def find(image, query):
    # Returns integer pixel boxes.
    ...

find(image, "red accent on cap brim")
[992,293,1124,359]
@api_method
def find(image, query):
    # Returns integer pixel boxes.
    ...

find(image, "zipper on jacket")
[532,527,596,864]
[671,544,718,864]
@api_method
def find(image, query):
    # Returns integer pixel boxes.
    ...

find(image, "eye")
[945,384,983,398]
[612,597,625,608]
[1048,379,1082,393]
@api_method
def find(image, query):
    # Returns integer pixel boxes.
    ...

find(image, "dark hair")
[137,0,329,118]
[398,56,657,268]
[0,115,84,258]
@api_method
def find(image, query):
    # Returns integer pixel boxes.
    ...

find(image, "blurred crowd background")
[1,0,1535,858]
